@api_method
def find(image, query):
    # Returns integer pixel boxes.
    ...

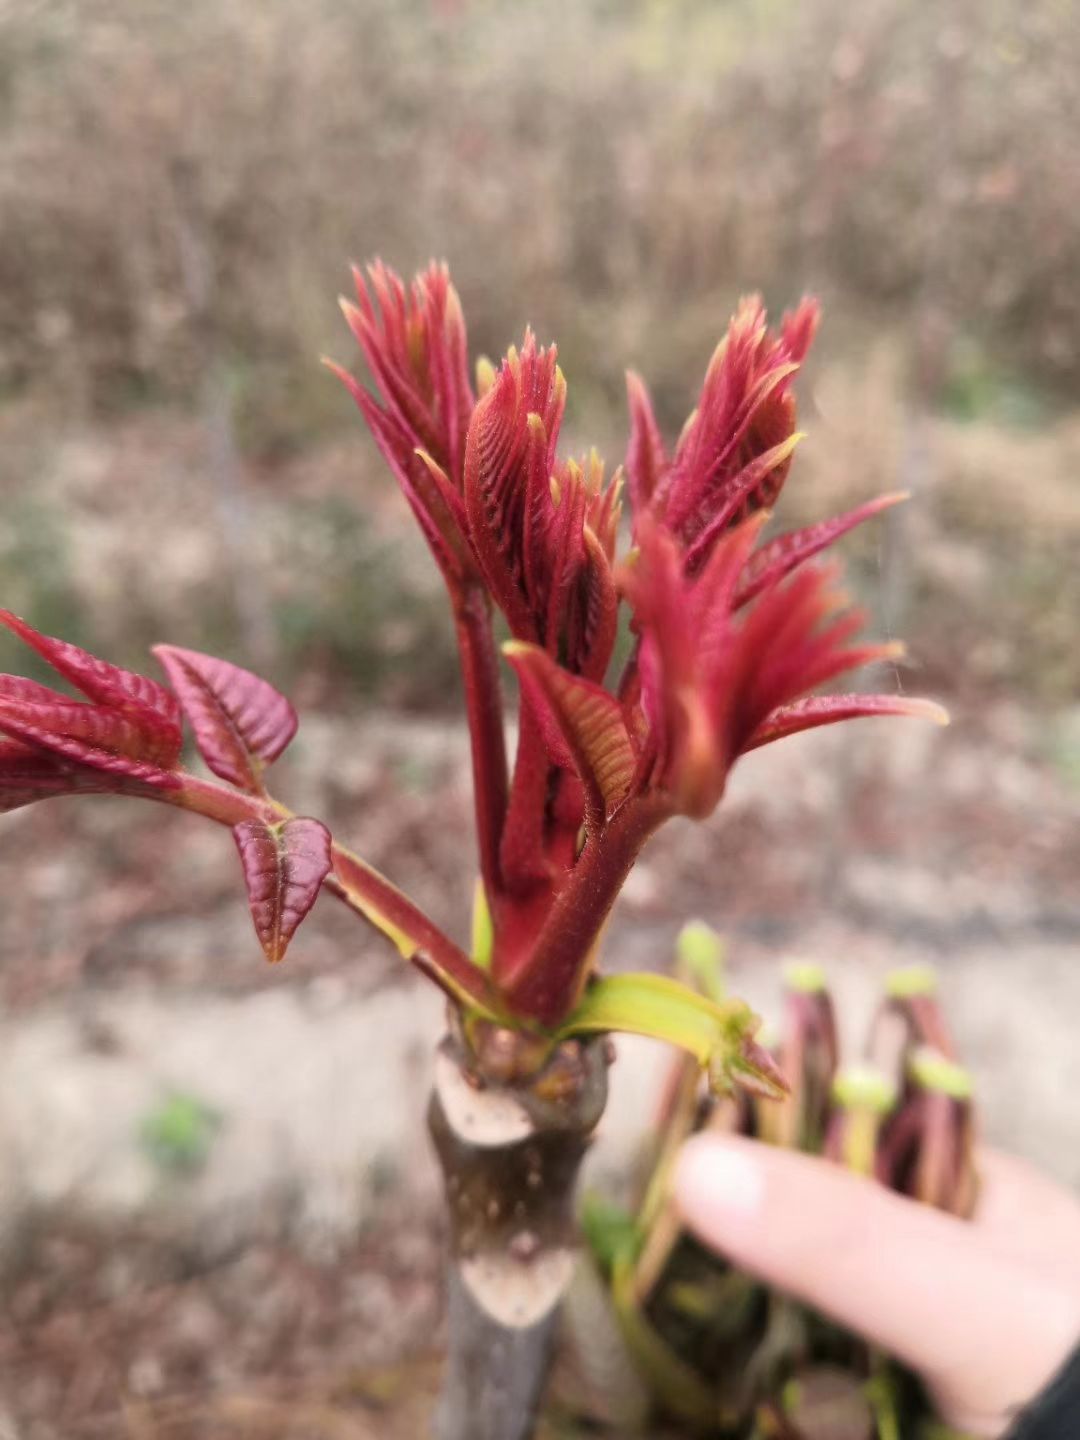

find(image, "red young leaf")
[665,358,798,539]
[330,261,479,595]
[570,524,620,682]
[625,371,668,515]
[505,642,636,831]
[780,298,821,363]
[463,332,567,638]
[646,295,819,566]
[0,675,78,706]
[324,359,476,588]
[617,509,942,819]
[734,493,909,609]
[345,260,475,484]
[551,457,621,681]
[232,817,332,963]
[683,432,803,574]
[0,610,182,764]
[412,448,476,578]
[0,738,112,813]
[153,646,298,792]
[744,694,949,752]
[620,513,766,816]
[0,689,182,787]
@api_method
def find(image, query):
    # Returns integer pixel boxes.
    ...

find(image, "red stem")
[453,585,510,899]
[160,772,493,1011]
[500,794,671,1026]
[496,698,553,898]
[166,772,282,827]
[328,846,494,1009]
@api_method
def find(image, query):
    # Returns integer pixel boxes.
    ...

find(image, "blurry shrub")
[1049,711,1080,792]
[0,414,460,707]
[1,0,1078,452]
[939,341,1049,428]
[270,495,461,707]
[1,0,1077,709]
[0,495,85,669]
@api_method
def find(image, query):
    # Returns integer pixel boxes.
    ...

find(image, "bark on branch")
[428,1028,610,1440]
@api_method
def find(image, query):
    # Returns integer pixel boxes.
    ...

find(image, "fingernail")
[675,1136,766,1225]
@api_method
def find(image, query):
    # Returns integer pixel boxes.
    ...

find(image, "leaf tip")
[885,962,938,999]
[782,957,827,994]
[908,1045,973,1100]
[832,1062,898,1115]
[475,355,496,397]
[913,698,950,727]
[675,921,725,999]
[717,1028,790,1101]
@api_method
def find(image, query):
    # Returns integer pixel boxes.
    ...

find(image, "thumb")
[674,1134,1079,1435]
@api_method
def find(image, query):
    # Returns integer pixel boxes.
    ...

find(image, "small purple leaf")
[232,817,332,963]
[0,610,182,763]
[153,646,298,792]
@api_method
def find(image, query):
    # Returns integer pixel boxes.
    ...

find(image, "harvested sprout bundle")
[575,937,977,1440]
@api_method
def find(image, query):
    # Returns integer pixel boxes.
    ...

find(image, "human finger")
[675,1134,1080,1435]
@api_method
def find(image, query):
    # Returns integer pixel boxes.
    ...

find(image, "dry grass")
[1,0,1078,445]
[1,0,1077,704]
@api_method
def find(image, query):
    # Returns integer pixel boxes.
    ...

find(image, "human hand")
[675,1134,1080,1437]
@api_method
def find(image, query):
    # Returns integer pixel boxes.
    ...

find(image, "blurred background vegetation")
[2,4,1079,1433]
[1,0,1078,712]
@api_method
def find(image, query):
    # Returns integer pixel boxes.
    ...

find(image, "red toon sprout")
[0,264,946,1089]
